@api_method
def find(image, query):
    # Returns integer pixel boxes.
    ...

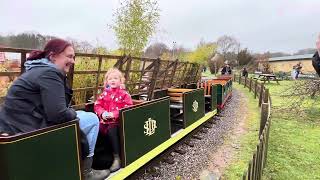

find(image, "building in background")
[268,54,315,73]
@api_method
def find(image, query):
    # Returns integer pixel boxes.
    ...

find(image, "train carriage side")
[0,121,82,180]
[0,47,233,180]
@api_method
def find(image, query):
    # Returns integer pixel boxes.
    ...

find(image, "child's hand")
[102,111,109,120]
[120,84,126,89]
[102,111,114,120]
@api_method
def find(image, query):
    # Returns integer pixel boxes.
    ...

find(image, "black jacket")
[312,51,320,76]
[0,66,77,134]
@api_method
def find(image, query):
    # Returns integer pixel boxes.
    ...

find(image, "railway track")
[127,114,222,179]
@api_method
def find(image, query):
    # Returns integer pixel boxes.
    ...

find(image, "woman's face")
[50,46,75,74]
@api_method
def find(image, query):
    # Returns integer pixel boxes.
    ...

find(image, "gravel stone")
[137,89,245,180]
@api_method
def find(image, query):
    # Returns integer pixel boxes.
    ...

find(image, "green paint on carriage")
[153,89,168,99]
[211,85,218,111]
[183,89,205,127]
[0,121,81,180]
[120,97,171,166]
[216,84,223,105]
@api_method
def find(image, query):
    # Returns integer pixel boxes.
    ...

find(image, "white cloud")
[1,0,320,53]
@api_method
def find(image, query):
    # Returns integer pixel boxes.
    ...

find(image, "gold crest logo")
[144,118,157,136]
[192,100,198,112]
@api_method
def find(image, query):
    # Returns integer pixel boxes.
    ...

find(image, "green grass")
[202,70,216,78]
[222,83,261,179]
[223,80,320,179]
[262,81,320,180]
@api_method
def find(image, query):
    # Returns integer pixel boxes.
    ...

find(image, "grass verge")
[262,81,320,180]
[222,83,261,179]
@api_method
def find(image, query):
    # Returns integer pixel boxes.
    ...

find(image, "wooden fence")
[0,47,202,109]
[233,74,272,180]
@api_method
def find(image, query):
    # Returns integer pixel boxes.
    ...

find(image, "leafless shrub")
[277,79,320,118]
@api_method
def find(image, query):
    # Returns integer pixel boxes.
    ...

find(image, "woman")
[0,39,109,180]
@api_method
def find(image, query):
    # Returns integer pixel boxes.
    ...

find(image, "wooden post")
[252,153,256,180]
[20,52,27,75]
[254,80,258,99]
[239,74,241,84]
[263,89,269,103]
[243,171,247,180]
[249,77,252,92]
[248,161,252,180]
[258,84,264,107]
[259,103,269,136]
[264,121,271,168]
[67,63,74,89]
[244,76,247,88]
[260,134,267,179]
[256,144,261,180]
[147,58,160,100]
[169,59,178,87]
[124,55,132,83]
[93,56,103,101]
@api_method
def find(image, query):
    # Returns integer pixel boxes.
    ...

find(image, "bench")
[167,88,205,129]
[258,74,280,84]
[167,88,192,103]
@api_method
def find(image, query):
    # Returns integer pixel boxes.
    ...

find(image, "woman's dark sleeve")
[39,70,77,124]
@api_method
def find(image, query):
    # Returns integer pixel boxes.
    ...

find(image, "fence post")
[261,129,267,174]
[239,74,241,84]
[20,52,27,75]
[249,77,252,92]
[263,89,269,103]
[93,56,103,101]
[256,144,261,180]
[243,171,247,180]
[248,161,252,180]
[254,80,258,99]
[259,103,269,136]
[252,153,256,180]
[255,145,261,180]
[264,121,271,168]
[258,84,264,107]
[244,76,247,88]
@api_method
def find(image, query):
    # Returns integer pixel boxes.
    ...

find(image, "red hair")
[27,38,72,60]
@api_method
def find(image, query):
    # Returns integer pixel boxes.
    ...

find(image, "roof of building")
[269,54,314,62]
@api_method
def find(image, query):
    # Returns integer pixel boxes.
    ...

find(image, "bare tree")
[208,53,224,74]
[216,35,240,65]
[67,38,93,53]
[237,48,254,66]
[144,42,169,58]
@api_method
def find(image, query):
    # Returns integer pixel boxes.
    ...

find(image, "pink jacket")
[94,87,133,134]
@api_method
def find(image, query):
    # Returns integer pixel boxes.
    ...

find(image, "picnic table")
[258,74,280,84]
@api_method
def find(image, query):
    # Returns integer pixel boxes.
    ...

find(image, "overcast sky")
[1,0,320,53]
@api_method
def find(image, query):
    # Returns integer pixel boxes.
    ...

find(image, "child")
[94,68,133,172]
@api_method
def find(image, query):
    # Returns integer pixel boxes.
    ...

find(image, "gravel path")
[137,89,248,180]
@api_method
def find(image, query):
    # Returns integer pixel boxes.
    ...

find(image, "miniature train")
[0,47,232,180]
